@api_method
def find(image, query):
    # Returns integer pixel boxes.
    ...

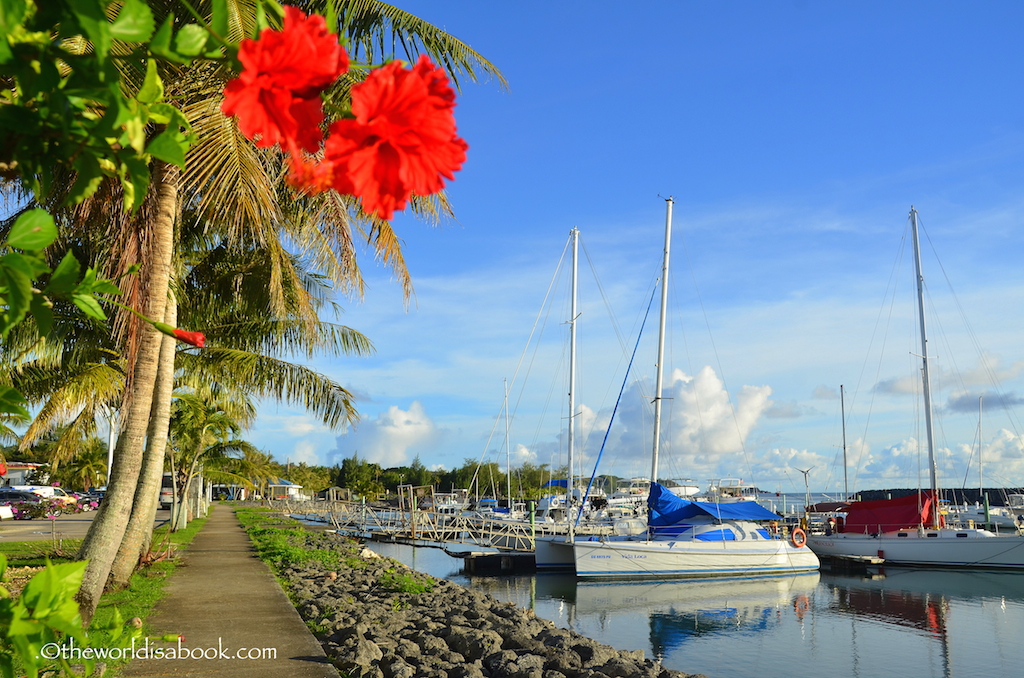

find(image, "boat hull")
[534,536,576,571]
[573,537,819,579]
[807,530,1024,569]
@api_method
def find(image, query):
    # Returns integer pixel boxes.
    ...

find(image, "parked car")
[11,485,78,505]
[0,489,44,519]
[79,490,105,509]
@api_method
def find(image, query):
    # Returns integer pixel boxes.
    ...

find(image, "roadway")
[0,508,172,542]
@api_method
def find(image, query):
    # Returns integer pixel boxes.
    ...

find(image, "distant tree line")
[332,453,635,502]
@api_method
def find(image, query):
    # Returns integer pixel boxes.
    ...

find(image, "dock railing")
[287,499,615,552]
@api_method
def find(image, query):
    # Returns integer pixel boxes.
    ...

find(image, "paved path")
[123,507,338,677]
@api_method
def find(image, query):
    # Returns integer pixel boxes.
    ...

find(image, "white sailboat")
[806,207,1024,569]
[572,198,820,580]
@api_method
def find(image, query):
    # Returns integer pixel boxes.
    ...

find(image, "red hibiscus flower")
[315,54,469,220]
[221,6,348,153]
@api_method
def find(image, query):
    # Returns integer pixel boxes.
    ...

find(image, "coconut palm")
[52,436,108,492]
[166,392,256,530]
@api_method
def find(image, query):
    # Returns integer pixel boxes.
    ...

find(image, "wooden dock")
[286,499,614,556]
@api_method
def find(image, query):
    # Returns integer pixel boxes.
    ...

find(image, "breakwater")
[275,530,703,678]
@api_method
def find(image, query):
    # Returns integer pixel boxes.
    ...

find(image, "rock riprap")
[274,535,706,678]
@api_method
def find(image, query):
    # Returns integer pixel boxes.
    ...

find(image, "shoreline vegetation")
[235,506,704,678]
[0,509,211,676]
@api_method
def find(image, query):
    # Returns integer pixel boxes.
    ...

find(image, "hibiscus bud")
[152,322,205,348]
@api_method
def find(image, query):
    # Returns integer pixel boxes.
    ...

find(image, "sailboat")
[806,207,1024,569]
[572,198,820,579]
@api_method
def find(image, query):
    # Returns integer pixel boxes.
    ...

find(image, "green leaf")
[122,155,151,212]
[29,293,53,336]
[6,210,57,251]
[109,0,155,43]
[174,24,209,56]
[0,1,29,62]
[147,102,189,129]
[0,387,28,420]
[325,0,338,35]
[256,0,268,33]
[149,12,174,52]
[211,0,229,38]
[46,251,82,296]
[0,261,33,336]
[71,293,107,321]
[137,59,164,104]
[67,154,105,205]
[69,0,112,60]
[149,13,189,64]
[122,114,147,155]
[89,281,122,295]
[147,128,187,168]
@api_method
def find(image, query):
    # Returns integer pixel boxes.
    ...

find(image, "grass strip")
[1,508,213,676]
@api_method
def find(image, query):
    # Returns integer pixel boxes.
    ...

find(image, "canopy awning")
[648,482,781,526]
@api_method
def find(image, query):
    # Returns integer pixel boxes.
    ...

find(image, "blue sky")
[256,1,1024,495]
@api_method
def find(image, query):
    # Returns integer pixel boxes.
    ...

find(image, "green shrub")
[378,569,434,595]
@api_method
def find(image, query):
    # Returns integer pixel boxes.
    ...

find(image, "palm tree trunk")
[173,447,202,530]
[107,294,177,589]
[75,162,178,623]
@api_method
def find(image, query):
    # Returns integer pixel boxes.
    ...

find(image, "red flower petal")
[221,6,348,153]
[315,55,468,221]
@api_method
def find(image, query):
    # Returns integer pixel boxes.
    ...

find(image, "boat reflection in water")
[574,574,820,659]
[368,541,1024,678]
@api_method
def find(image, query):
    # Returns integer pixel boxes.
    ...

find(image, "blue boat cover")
[542,479,569,488]
[647,482,781,524]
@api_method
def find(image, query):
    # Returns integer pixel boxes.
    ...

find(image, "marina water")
[366,540,1024,678]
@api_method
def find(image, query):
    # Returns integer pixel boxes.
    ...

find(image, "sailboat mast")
[841,384,849,501]
[568,228,579,537]
[979,395,983,495]
[504,378,511,507]
[910,206,940,524]
[650,198,674,485]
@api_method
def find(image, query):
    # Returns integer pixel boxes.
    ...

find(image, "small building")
[267,478,307,501]
[317,486,351,501]
[0,461,48,486]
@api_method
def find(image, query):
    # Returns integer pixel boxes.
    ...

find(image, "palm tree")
[53,436,108,492]
[166,392,255,530]
[206,447,276,500]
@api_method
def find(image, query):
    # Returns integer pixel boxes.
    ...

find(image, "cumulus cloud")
[289,441,321,466]
[257,413,329,437]
[572,366,773,481]
[509,443,538,468]
[330,401,442,468]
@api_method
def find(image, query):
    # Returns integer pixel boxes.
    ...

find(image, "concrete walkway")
[122,506,338,677]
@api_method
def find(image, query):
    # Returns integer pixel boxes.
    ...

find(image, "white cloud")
[330,401,441,468]
[567,366,773,483]
[509,443,537,468]
[289,441,321,466]
[255,412,329,437]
